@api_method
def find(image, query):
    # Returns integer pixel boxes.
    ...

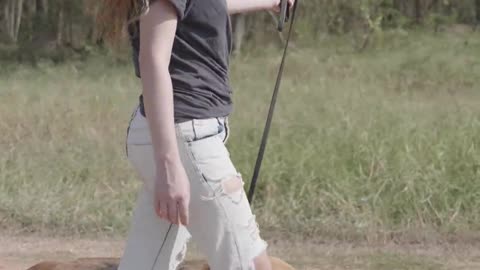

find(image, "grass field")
[1,30,480,247]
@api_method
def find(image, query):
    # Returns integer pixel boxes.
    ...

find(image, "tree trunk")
[3,0,23,43]
[68,9,73,46]
[426,0,439,13]
[41,0,48,15]
[4,0,13,41]
[36,0,48,15]
[13,0,23,41]
[414,0,422,23]
[393,0,408,17]
[86,2,101,44]
[232,14,246,55]
[476,0,480,26]
[3,1,9,39]
[57,4,64,46]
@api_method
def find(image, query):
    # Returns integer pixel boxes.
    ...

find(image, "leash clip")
[249,0,298,205]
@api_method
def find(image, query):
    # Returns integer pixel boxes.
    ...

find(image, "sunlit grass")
[1,31,480,241]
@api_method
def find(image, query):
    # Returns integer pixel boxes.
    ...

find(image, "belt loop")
[224,117,230,143]
[139,94,146,118]
[125,106,139,157]
[191,119,197,141]
[215,117,223,134]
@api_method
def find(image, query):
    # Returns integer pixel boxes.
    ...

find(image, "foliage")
[0,0,478,57]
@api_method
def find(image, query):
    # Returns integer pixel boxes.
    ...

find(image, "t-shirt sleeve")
[165,0,189,20]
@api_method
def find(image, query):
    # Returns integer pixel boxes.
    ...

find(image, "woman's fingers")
[167,201,179,224]
[155,196,189,225]
[155,199,180,225]
[178,198,189,226]
[156,201,168,220]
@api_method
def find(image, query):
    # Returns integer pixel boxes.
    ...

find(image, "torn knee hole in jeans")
[171,241,188,270]
[246,215,261,241]
[176,242,188,261]
[201,174,244,203]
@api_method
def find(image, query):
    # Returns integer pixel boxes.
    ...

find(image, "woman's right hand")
[271,0,295,13]
[154,158,191,226]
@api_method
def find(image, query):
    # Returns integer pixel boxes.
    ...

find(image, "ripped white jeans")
[118,106,268,270]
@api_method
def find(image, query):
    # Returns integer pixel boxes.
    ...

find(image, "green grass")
[1,30,480,240]
[357,253,444,270]
[308,253,446,270]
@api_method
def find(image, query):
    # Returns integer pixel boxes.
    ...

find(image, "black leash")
[247,0,299,204]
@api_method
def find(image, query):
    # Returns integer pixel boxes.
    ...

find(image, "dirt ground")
[1,234,480,270]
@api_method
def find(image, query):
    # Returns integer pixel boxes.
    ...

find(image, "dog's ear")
[26,261,59,270]
[177,259,209,270]
[26,258,120,270]
[270,257,296,270]
[73,258,119,270]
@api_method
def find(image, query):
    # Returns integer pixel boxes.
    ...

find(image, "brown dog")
[27,256,295,270]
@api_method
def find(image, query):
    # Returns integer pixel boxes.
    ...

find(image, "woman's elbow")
[139,53,170,75]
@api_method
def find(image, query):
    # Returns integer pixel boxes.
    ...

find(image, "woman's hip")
[126,105,229,148]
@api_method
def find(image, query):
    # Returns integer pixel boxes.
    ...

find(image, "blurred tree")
[477,0,480,25]
[3,0,24,43]
[232,14,246,55]
[0,0,478,57]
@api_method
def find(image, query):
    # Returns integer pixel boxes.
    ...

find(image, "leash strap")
[247,0,299,204]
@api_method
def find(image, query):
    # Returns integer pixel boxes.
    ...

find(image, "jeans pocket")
[187,134,236,184]
[177,118,224,143]
[126,107,152,163]
[126,106,141,157]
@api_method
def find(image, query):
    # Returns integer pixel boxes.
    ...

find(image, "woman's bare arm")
[227,0,277,14]
[139,0,179,166]
[227,0,295,14]
[139,0,190,225]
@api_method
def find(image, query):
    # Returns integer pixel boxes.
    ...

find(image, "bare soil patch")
[1,235,480,270]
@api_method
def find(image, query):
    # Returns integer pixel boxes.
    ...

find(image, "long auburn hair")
[96,0,150,43]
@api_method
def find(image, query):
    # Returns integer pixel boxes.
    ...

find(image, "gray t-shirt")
[129,0,233,123]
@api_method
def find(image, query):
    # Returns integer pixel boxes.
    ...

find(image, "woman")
[100,0,293,269]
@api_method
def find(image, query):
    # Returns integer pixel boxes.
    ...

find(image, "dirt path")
[1,234,480,270]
